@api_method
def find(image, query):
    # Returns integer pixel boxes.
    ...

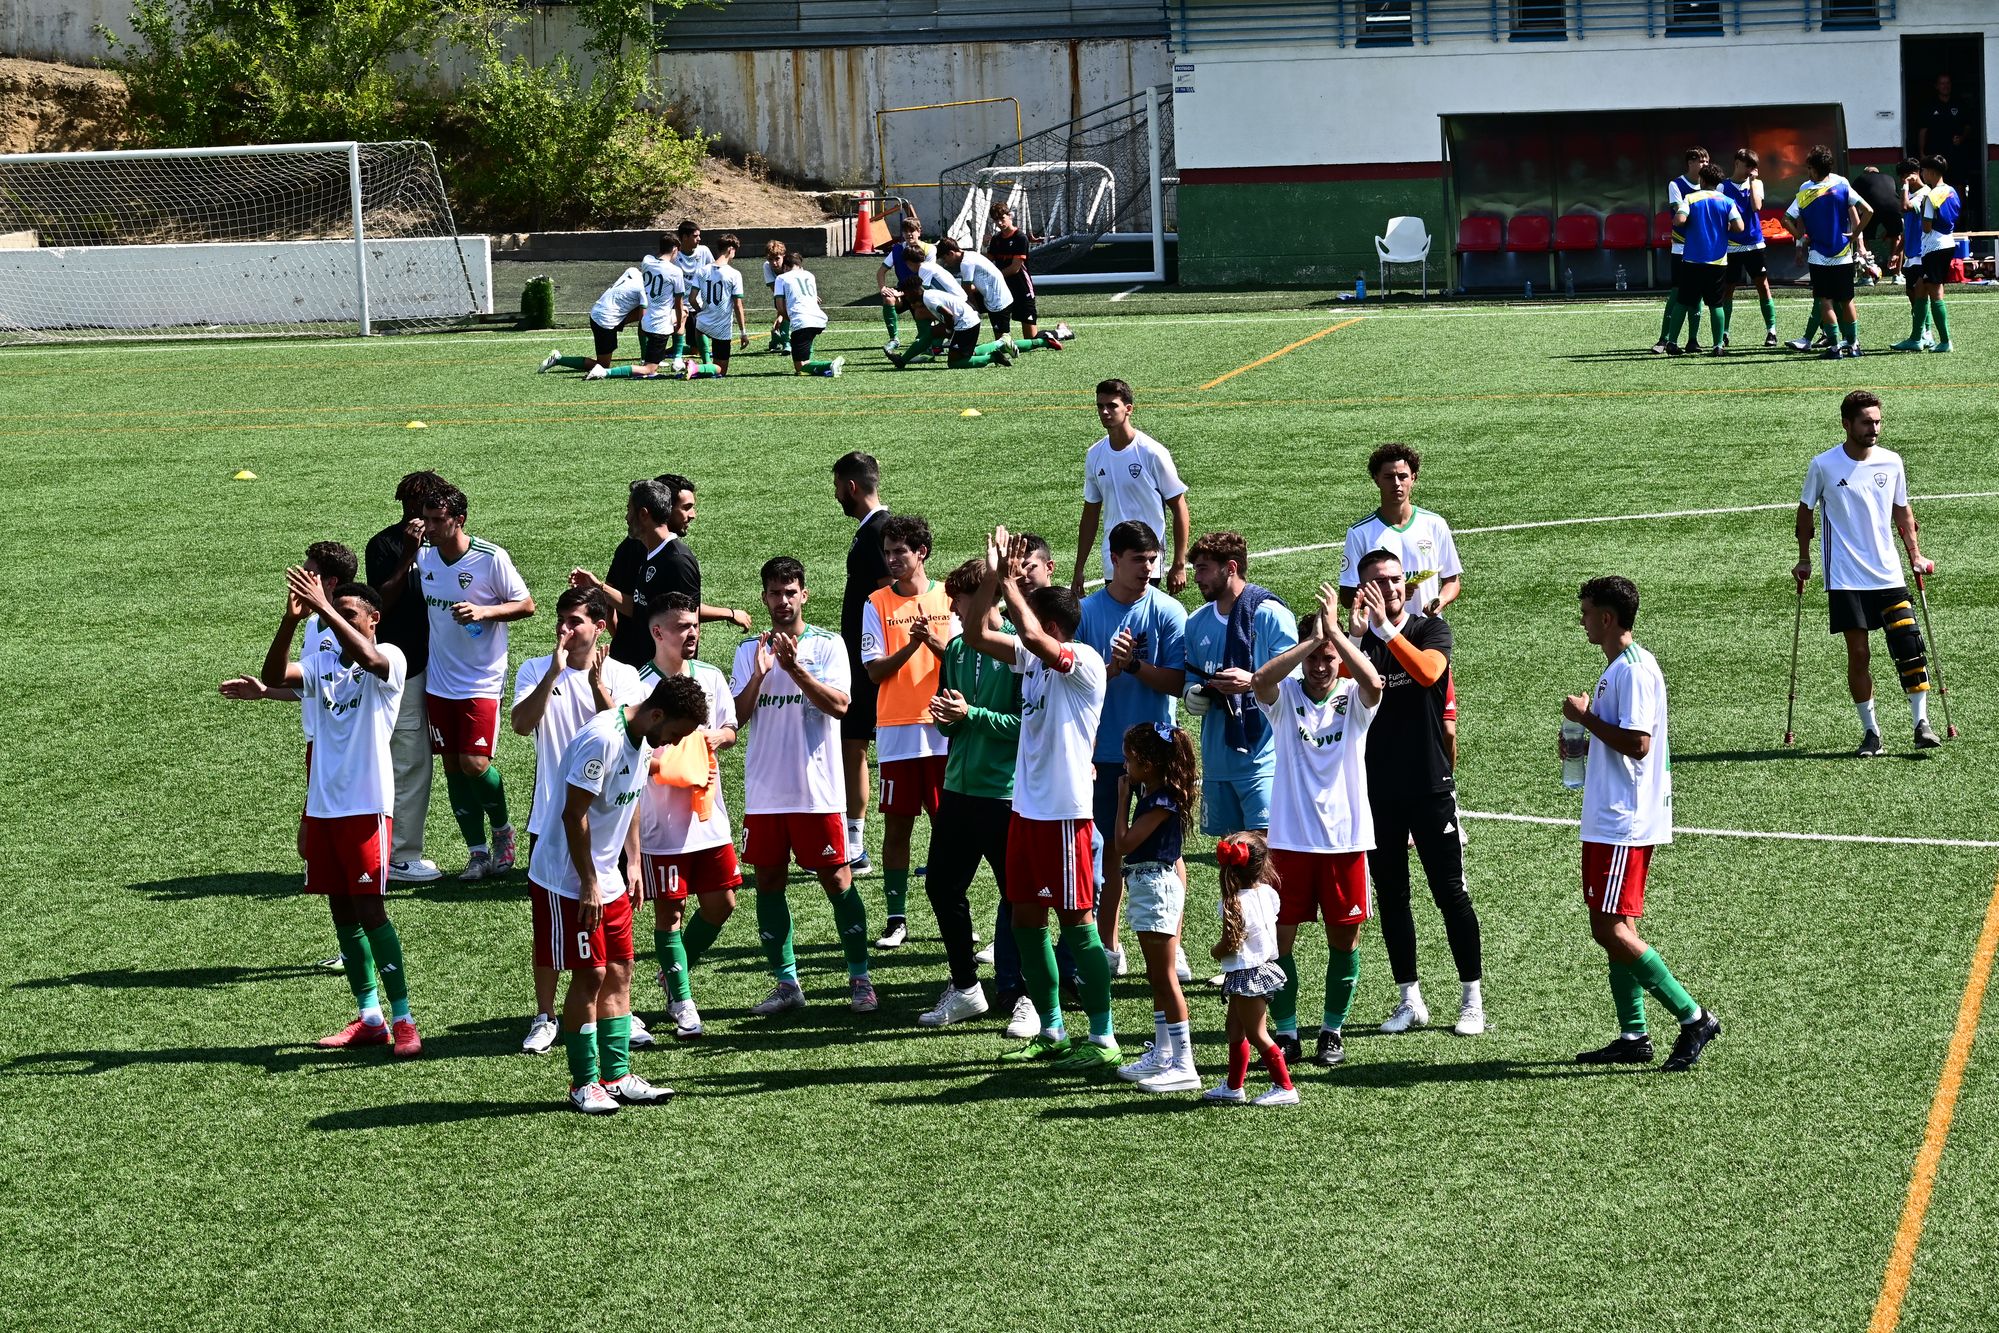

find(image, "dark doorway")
[1902,33,1985,228]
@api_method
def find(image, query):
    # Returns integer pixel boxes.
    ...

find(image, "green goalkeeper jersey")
[937,627,1022,802]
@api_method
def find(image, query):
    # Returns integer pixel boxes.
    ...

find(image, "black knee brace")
[1883,597,1928,692]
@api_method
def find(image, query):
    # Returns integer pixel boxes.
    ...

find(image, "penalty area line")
[1460,810,1999,850]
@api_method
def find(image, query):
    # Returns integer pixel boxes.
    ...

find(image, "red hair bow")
[1216,840,1250,867]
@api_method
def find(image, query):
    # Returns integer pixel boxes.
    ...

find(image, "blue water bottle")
[1355,272,1366,302]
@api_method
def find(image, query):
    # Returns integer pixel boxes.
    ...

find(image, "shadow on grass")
[4,1025,517,1078]
[1675,746,1935,765]
[13,963,326,992]
[309,1100,562,1130]
[129,871,296,902]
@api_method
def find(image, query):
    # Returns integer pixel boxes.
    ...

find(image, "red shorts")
[745,812,847,871]
[641,843,743,901]
[531,881,635,970]
[1004,814,1095,911]
[302,813,392,895]
[880,755,948,817]
[1583,841,1652,917]
[1444,670,1457,723]
[1269,848,1370,926]
[427,694,500,758]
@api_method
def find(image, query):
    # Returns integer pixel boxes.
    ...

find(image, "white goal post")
[0,140,491,344]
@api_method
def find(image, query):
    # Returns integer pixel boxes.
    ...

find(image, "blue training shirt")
[1667,173,1699,251]
[1922,184,1962,252]
[1786,175,1857,265]
[1720,179,1763,250]
[1677,190,1741,266]
[1184,597,1298,784]
[1902,187,1928,260]
[1078,585,1186,764]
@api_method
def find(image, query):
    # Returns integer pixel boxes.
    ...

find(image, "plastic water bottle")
[1560,720,1588,789]
[1524,280,1534,299]
[1615,264,1628,292]
[465,621,486,640]
[1564,266,1576,297]
[1355,273,1366,302]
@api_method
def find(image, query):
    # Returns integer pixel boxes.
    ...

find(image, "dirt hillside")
[0,56,130,154]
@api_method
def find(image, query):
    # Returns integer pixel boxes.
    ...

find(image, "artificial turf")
[2,283,1996,1331]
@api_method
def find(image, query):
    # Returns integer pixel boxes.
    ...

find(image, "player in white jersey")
[586,243,687,381]
[510,587,648,1054]
[887,285,1017,370]
[682,232,750,380]
[539,264,646,375]
[528,673,708,1113]
[1339,442,1462,615]
[671,218,716,363]
[1074,378,1190,593]
[933,237,1014,338]
[259,568,424,1058]
[730,556,879,1016]
[761,239,790,354]
[416,483,536,881]
[906,240,968,301]
[1794,389,1939,756]
[1563,575,1719,1073]
[1250,583,1384,1071]
[637,592,742,1039]
[961,528,1123,1070]
[771,251,845,378]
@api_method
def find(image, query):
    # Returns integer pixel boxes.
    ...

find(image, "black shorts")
[1809,263,1856,303]
[1726,249,1768,282]
[948,327,981,362]
[640,330,669,364]
[989,309,1012,338]
[790,326,821,362]
[1921,249,1956,285]
[1010,290,1037,325]
[1676,261,1726,310]
[1829,586,1911,635]
[842,673,878,741]
[707,332,733,370]
[591,319,621,360]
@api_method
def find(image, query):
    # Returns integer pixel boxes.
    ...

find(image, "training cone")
[852,197,877,256]
[232,470,257,480]
[960,408,982,418]
[406,421,427,429]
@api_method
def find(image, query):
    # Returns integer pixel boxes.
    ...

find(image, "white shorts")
[1123,861,1185,935]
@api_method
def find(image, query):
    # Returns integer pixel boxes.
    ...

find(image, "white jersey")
[1257,675,1378,855]
[693,261,744,340]
[639,256,686,335]
[297,613,325,742]
[513,654,649,840]
[528,708,651,903]
[773,269,827,333]
[301,640,406,819]
[1009,640,1106,822]
[1215,883,1281,972]
[762,260,780,291]
[1800,444,1909,591]
[637,658,737,855]
[916,259,967,300]
[589,267,646,329]
[860,600,960,763]
[674,244,714,287]
[731,627,850,816]
[1082,431,1188,579]
[1581,643,1672,848]
[418,538,531,700]
[922,288,980,333]
[1340,507,1463,611]
[956,252,1012,312]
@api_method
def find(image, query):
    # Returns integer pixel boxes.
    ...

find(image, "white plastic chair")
[1375,216,1432,296]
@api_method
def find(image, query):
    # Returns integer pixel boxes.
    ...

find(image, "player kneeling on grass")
[772,251,844,378]
[585,242,689,381]
[937,236,1067,352]
[682,233,750,380]
[262,568,423,1058]
[1564,575,1720,1073]
[889,287,1017,370]
[540,262,647,375]
[1204,833,1298,1106]
[762,240,791,355]
[529,674,708,1114]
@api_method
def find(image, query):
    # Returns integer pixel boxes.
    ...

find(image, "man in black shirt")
[986,202,1072,351]
[1918,74,1977,209]
[834,451,891,875]
[1354,548,1485,1038]
[364,470,447,882]
[571,474,750,667]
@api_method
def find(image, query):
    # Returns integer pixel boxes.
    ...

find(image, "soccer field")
[4,284,1997,1332]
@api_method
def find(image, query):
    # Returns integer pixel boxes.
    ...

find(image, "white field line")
[1463,809,1999,851]
[1109,284,1144,302]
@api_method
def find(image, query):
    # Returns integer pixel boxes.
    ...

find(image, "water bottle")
[1615,264,1628,292]
[1524,280,1534,299]
[1560,720,1588,790]
[1355,272,1366,302]
[465,621,486,640]
[1564,266,1576,298]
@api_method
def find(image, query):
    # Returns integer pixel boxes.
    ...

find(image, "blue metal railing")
[1170,0,1892,51]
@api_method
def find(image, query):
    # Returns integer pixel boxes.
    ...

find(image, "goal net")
[0,140,489,344]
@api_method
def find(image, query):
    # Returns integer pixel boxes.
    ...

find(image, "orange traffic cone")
[853,197,877,256]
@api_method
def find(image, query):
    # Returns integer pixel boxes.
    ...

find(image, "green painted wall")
[1178,177,1450,288]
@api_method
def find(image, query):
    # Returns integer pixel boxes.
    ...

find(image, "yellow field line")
[1867,860,1999,1333]
[1199,317,1363,390]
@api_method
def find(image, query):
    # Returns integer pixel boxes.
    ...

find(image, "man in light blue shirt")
[1183,531,1297,838]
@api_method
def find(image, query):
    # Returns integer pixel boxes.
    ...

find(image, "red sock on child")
[1228,1038,1252,1090]
[1264,1046,1293,1091]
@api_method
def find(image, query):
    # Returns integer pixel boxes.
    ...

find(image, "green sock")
[444,769,485,849]
[900,330,939,361]
[1709,305,1725,344]
[973,338,1008,358]
[1061,923,1113,1037]
[1608,960,1648,1035]
[1838,319,1858,347]
[565,1022,598,1087]
[881,303,899,338]
[467,763,508,831]
[1270,951,1300,1035]
[1323,948,1360,1032]
[1013,924,1062,1033]
[335,920,377,1012]
[949,352,996,369]
[656,928,690,1003]
[1801,311,1822,342]
[884,868,908,920]
[755,892,797,982]
[1759,293,1776,333]
[551,355,595,371]
[1909,298,1929,341]
[682,912,723,968]
[801,358,836,375]
[362,920,408,1012]
[1659,295,1683,342]
[1627,948,1700,1024]
[670,333,684,359]
[688,332,707,360]
[830,886,871,978]
[687,362,721,378]
[604,365,657,379]
[1930,298,1950,343]
[1721,297,1734,337]
[597,1013,631,1082]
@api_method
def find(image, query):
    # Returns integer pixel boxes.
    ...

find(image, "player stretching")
[1653,146,1709,355]
[671,219,715,364]
[887,285,1017,369]
[772,251,845,378]
[418,483,535,880]
[1795,390,1940,755]
[262,568,423,1057]
[762,240,790,355]
[1784,144,1872,359]
[1721,149,1778,347]
[1565,575,1720,1072]
[962,529,1120,1071]
[877,213,925,352]
[529,674,707,1113]
[1670,162,1745,356]
[732,557,878,1014]
[987,202,1073,350]
[540,262,646,374]
[586,239,685,380]
[683,233,749,379]
[638,594,742,1039]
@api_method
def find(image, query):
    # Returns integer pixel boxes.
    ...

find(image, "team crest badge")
[1127,462,1142,478]
[1873,472,1889,489]
[457,572,474,589]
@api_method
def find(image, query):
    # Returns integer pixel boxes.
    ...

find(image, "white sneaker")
[1053,323,1075,341]
[521,1014,559,1054]
[538,348,561,373]
[583,364,607,380]
[670,999,703,1039]
[826,356,844,378]
[568,1082,619,1114]
[751,981,806,1016]
[875,918,908,950]
[670,357,686,373]
[1253,1085,1301,1106]
[1116,1042,1169,1082]
[1004,994,1039,1039]
[627,1013,655,1048]
[917,983,990,1027]
[1105,946,1129,977]
[974,942,996,965]
[388,857,442,883]
[1201,1082,1247,1104]
[1139,1064,1203,1093]
[1175,945,1193,983]
[1380,996,1430,1033]
[1455,1002,1487,1037]
[458,851,492,882]
[602,1073,674,1104]
[883,338,901,354]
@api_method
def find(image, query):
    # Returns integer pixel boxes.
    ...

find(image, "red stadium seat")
[1506,214,1552,251]
[1759,208,1794,244]
[1653,210,1676,248]
[1456,216,1503,253]
[1553,214,1601,252]
[1603,212,1649,250]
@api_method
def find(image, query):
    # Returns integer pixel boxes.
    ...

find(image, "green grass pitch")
[4,270,1998,1331]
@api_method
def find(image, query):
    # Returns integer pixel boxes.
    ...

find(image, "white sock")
[1167,1020,1193,1067]
[359,1007,385,1027]
[1152,1010,1168,1056]
[1910,691,1929,724]
[1399,981,1423,1005]
[1856,699,1878,732]
[846,817,864,851]
[470,843,489,856]
[1090,1033,1117,1049]
[1462,979,1482,1009]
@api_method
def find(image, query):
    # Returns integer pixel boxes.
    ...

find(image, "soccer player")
[1250,582,1383,1070]
[762,239,790,355]
[1785,144,1873,359]
[987,202,1074,350]
[1339,442,1462,615]
[1354,549,1486,1039]
[731,556,878,1014]
[772,250,845,378]
[1916,155,1961,354]
[366,472,446,883]
[1183,532,1297,846]
[540,262,646,374]
[260,566,422,1058]
[1653,146,1709,355]
[835,451,890,877]
[1073,379,1191,594]
[681,233,749,379]
[417,483,535,880]
[1890,159,1935,351]
[934,236,1018,341]
[1079,520,1186,974]
[961,529,1119,1069]
[528,673,707,1113]
[1670,162,1746,356]
[1720,149,1778,348]
[877,212,926,352]
[861,514,959,951]
[587,239,685,380]
[887,285,1017,369]
[907,240,969,301]
[1794,390,1940,755]
[671,218,715,364]
[511,588,649,1054]
[1565,575,1720,1073]
[637,593,742,1040]
[571,475,751,667]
